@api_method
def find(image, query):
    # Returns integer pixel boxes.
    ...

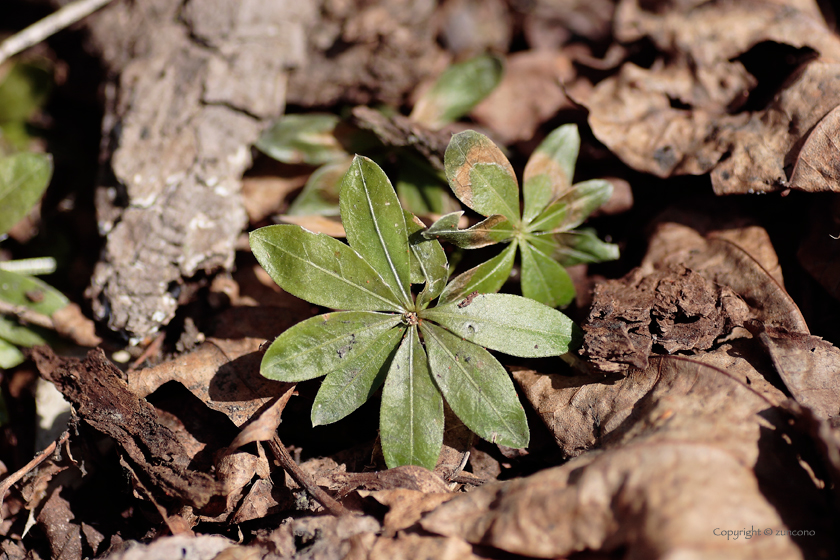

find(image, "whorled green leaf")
[0,338,24,370]
[424,213,515,249]
[437,241,517,305]
[0,269,68,316]
[522,124,580,223]
[311,325,405,426]
[444,131,520,224]
[0,61,52,124]
[250,225,404,312]
[0,153,53,236]
[541,228,620,267]
[405,213,448,309]
[261,311,402,382]
[286,158,352,217]
[380,325,444,469]
[527,179,613,234]
[420,322,529,449]
[410,54,504,130]
[420,293,574,357]
[520,241,575,308]
[0,316,47,347]
[256,114,346,165]
[340,156,412,308]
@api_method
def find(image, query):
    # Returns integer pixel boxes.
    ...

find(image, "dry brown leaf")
[519,0,615,48]
[230,478,286,525]
[277,214,346,237]
[423,351,834,558]
[228,387,295,450]
[434,0,512,56]
[470,50,577,144]
[50,303,102,347]
[583,0,840,194]
[749,322,840,421]
[334,465,450,495]
[36,488,82,560]
[102,535,238,560]
[369,532,479,560]
[358,488,455,537]
[241,175,307,223]
[582,220,807,372]
[128,339,292,428]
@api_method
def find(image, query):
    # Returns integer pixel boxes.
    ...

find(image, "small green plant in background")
[254,54,504,223]
[423,125,619,308]
[249,155,574,469]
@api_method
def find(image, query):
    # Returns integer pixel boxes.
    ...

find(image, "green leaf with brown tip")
[520,241,575,308]
[424,213,515,249]
[380,326,444,469]
[438,241,517,305]
[420,322,529,449]
[256,114,347,165]
[522,124,579,223]
[340,156,412,308]
[0,153,52,236]
[444,131,520,223]
[528,179,613,233]
[261,311,402,382]
[410,54,504,130]
[250,225,404,312]
[420,293,574,357]
[311,325,404,425]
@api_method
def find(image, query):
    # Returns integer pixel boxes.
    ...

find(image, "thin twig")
[0,430,70,522]
[268,435,350,517]
[0,0,115,66]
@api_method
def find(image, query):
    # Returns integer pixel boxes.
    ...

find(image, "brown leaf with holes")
[424,351,835,558]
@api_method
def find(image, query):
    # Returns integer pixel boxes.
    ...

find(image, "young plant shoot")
[423,125,619,308]
[250,156,574,470]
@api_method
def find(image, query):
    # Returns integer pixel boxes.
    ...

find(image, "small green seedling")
[255,54,504,221]
[249,156,574,470]
[0,151,57,370]
[424,125,619,308]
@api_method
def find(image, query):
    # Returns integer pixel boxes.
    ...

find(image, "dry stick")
[268,435,350,517]
[0,0,115,66]
[0,430,70,522]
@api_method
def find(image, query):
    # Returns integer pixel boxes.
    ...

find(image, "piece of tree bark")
[74,0,314,338]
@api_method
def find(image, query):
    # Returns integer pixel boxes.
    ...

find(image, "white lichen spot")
[151,310,167,323]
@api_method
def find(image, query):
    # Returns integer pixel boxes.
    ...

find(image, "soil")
[2,0,840,559]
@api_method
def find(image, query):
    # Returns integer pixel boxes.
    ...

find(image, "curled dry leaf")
[50,303,102,347]
[582,220,807,372]
[334,465,450,495]
[421,349,834,558]
[582,0,840,194]
[37,487,82,560]
[228,387,295,450]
